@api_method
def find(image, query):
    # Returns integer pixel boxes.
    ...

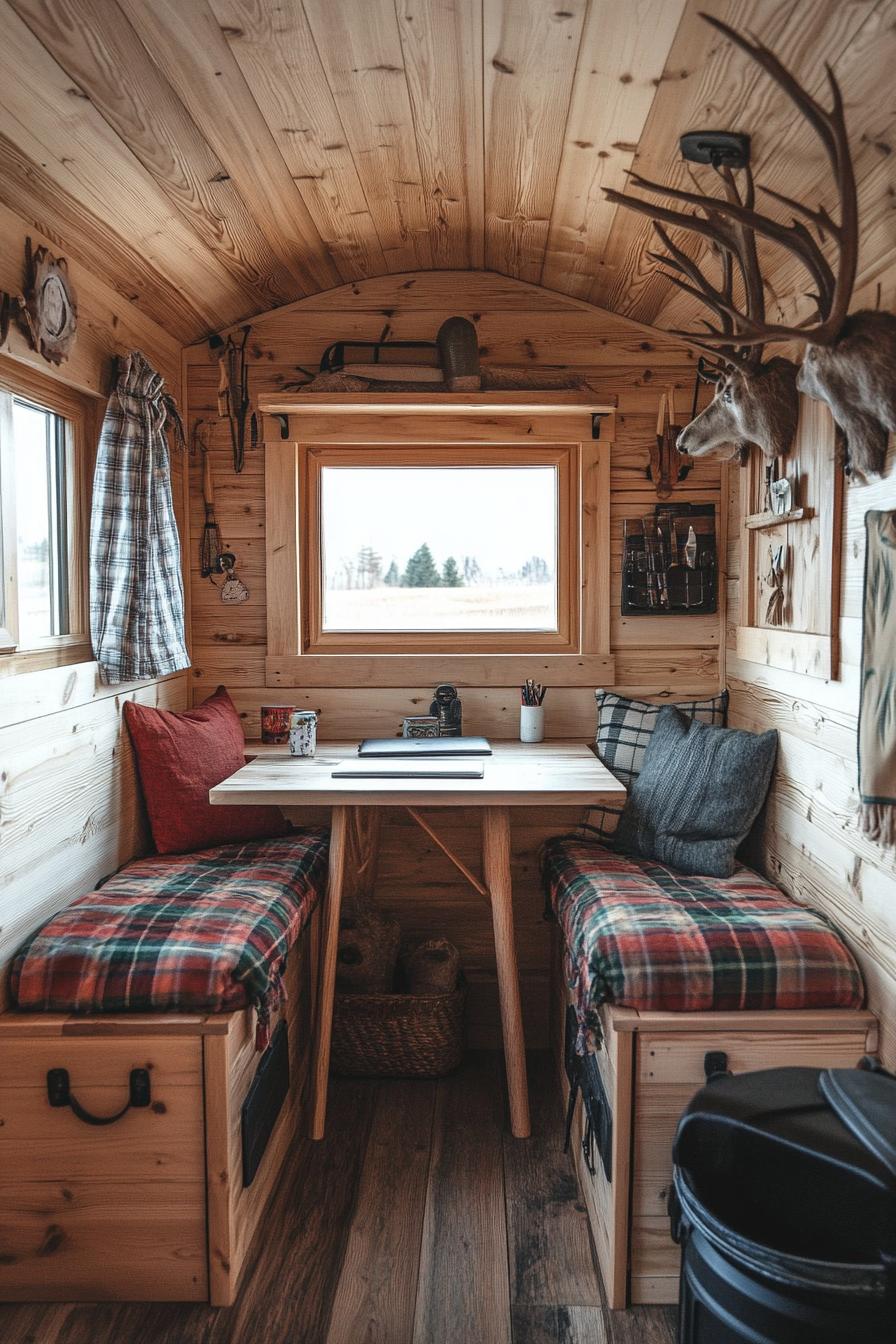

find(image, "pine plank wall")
[184,271,720,1047]
[0,204,189,1009]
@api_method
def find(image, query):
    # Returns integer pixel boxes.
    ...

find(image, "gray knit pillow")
[614,706,778,878]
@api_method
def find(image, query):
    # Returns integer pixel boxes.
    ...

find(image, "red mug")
[260,705,295,744]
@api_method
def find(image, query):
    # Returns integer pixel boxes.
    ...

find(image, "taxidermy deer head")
[641,16,893,483]
[603,40,802,465]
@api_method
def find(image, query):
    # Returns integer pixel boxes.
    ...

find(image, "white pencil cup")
[520,705,544,743]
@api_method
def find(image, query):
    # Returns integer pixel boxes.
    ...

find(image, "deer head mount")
[619,15,891,483]
[682,355,800,466]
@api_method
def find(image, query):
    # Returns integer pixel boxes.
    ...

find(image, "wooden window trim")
[0,356,96,667]
[264,402,615,689]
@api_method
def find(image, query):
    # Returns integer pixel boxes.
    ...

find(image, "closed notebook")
[357,736,492,757]
[332,759,485,779]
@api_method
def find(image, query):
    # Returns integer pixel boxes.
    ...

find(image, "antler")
[604,14,858,352]
[604,162,766,365]
[700,14,857,347]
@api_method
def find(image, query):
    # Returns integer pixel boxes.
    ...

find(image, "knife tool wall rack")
[622,503,717,615]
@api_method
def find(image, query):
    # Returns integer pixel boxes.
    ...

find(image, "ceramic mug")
[519,705,545,743]
[260,705,295,744]
[288,710,317,757]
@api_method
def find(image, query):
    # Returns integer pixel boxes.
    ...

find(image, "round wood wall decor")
[18,240,77,365]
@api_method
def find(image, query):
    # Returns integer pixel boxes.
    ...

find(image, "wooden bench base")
[0,912,318,1305]
[551,940,878,1309]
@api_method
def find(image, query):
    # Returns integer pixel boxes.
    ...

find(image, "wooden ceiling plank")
[207,0,387,284]
[483,0,587,283]
[300,0,434,273]
[117,0,341,297]
[592,0,880,323]
[0,0,252,331]
[0,132,208,341]
[651,0,896,337]
[540,0,687,299]
[7,0,305,314]
[395,0,484,270]
[206,272,589,314]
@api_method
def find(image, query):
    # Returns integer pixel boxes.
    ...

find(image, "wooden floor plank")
[503,1053,602,1309]
[412,1053,512,1344]
[606,1304,678,1344]
[325,1078,437,1344]
[512,1304,608,1344]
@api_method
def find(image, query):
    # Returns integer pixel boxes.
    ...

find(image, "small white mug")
[288,710,317,756]
[520,705,544,743]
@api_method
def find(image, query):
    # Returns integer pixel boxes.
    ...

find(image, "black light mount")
[679,131,750,171]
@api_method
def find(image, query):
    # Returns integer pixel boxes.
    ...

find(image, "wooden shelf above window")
[259,391,617,415]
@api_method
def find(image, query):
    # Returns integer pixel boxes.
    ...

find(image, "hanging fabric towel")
[90,351,190,684]
[858,510,896,846]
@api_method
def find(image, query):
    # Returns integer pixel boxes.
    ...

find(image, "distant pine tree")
[442,555,463,587]
[384,560,400,587]
[402,543,441,587]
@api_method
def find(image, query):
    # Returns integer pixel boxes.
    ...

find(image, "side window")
[0,368,88,657]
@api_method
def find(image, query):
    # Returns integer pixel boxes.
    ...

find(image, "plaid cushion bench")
[542,835,864,1053]
[10,831,329,1049]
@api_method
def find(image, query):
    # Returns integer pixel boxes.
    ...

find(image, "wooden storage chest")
[0,918,317,1305]
[554,982,877,1309]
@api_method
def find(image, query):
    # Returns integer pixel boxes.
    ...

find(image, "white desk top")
[210,741,626,808]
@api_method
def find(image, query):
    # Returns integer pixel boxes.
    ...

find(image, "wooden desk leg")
[311,804,348,1140]
[482,805,531,1138]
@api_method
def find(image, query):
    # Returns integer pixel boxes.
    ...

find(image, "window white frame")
[262,396,616,689]
[0,357,93,663]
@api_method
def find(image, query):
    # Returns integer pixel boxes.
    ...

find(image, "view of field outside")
[12,400,58,646]
[320,465,558,631]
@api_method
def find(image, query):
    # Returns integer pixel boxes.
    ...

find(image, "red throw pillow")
[124,686,292,855]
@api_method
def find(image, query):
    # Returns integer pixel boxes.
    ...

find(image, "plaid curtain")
[90,350,190,685]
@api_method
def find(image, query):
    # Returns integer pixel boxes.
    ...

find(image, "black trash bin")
[670,1065,896,1344]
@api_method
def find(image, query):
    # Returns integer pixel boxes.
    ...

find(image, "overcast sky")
[320,466,557,577]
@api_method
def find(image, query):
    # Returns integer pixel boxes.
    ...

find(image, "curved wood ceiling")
[1,0,893,346]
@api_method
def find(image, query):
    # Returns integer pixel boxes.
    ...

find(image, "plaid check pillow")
[580,803,625,847]
[580,689,728,843]
[593,688,729,788]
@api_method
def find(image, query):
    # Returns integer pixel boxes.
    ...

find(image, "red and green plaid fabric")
[10,833,329,1043]
[542,836,864,1051]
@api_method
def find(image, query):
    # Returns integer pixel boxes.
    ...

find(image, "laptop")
[357,736,492,758]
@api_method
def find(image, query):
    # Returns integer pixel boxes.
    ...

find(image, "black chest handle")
[46,1067,151,1125]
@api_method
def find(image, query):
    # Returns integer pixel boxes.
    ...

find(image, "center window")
[300,444,579,655]
[319,463,558,633]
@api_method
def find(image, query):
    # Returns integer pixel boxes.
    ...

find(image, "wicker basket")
[330,976,466,1078]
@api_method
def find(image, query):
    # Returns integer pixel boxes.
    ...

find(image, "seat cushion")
[10,832,329,1042]
[542,835,864,1051]
[124,685,293,855]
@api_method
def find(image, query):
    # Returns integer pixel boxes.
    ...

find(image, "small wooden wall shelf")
[744,507,811,531]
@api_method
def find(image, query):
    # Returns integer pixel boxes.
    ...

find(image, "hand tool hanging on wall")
[197,420,250,604]
[649,388,693,499]
[210,326,257,474]
[765,544,786,626]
